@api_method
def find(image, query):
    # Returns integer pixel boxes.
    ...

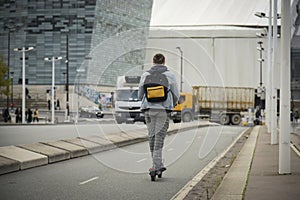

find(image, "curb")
[0,121,214,176]
[211,126,260,200]
[171,126,252,200]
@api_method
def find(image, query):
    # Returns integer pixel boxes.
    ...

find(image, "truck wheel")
[231,114,241,125]
[182,112,192,122]
[220,115,230,125]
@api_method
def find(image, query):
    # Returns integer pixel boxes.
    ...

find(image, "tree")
[0,55,10,97]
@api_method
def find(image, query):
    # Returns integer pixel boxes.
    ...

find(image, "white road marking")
[136,158,147,163]
[291,142,300,158]
[167,148,174,152]
[79,177,99,185]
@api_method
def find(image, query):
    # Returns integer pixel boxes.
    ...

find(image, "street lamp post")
[65,34,70,122]
[257,41,264,87]
[10,71,14,108]
[257,41,265,109]
[254,2,281,143]
[176,47,183,92]
[45,57,62,124]
[6,29,11,110]
[14,47,34,124]
[270,0,279,145]
[76,68,85,123]
[255,11,273,133]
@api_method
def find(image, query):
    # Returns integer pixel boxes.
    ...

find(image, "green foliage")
[0,55,10,96]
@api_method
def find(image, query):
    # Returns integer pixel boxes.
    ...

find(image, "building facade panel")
[0,0,152,88]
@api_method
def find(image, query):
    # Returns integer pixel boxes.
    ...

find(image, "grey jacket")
[138,65,180,111]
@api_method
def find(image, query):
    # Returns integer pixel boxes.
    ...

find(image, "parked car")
[80,106,104,118]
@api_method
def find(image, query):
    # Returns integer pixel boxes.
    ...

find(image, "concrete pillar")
[279,0,291,174]
[271,0,278,145]
[266,0,273,133]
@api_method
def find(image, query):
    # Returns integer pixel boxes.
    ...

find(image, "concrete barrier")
[0,156,20,175]
[63,138,104,154]
[18,143,71,163]
[44,141,88,158]
[0,146,48,170]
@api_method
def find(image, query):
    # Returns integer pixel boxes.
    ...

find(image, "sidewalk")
[212,125,300,200]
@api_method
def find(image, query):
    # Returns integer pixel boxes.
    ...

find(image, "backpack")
[143,69,169,102]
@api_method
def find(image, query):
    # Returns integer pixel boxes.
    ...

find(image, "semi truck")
[114,76,145,124]
[171,86,256,125]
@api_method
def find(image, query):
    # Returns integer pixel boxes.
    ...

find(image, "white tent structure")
[150,0,272,27]
[145,0,300,92]
[145,26,266,91]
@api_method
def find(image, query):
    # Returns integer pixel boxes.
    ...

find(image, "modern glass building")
[0,0,153,86]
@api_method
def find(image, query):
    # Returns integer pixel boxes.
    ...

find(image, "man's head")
[153,53,165,65]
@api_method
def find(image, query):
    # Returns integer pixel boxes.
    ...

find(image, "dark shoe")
[157,167,166,178]
[149,168,156,181]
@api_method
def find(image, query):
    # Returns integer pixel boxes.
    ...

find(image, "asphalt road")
[0,123,147,147]
[0,126,247,200]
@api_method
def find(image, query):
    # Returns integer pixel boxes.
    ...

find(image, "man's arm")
[169,73,180,105]
[138,74,146,100]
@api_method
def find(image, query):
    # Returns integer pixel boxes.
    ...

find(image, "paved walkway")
[244,126,300,200]
[212,124,300,200]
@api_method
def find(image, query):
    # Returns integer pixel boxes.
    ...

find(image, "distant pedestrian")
[19,108,22,123]
[33,108,39,123]
[15,108,20,123]
[2,108,10,122]
[56,99,60,110]
[25,87,31,99]
[48,100,51,110]
[254,106,261,125]
[26,108,32,123]
[292,109,299,133]
[294,109,299,122]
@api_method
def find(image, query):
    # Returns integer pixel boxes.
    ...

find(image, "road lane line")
[167,148,174,152]
[79,177,99,185]
[136,158,147,163]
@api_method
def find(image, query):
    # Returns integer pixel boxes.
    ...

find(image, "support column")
[271,0,278,145]
[266,0,273,133]
[279,0,291,174]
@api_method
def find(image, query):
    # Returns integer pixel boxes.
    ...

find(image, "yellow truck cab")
[171,92,198,123]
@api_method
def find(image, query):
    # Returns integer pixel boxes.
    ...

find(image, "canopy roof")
[150,0,277,27]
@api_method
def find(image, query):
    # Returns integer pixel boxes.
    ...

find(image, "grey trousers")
[145,109,169,170]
